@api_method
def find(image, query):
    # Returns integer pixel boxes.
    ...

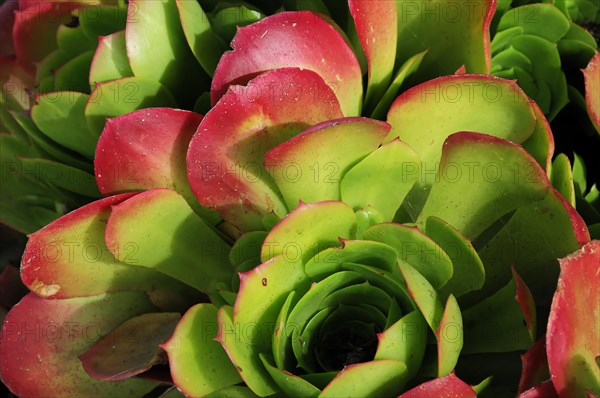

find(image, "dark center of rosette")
[287,273,399,373]
[316,320,380,371]
[293,241,414,375]
[65,16,79,28]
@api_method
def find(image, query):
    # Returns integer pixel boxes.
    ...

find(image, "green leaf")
[126,0,209,107]
[550,153,575,206]
[320,282,392,314]
[223,251,311,395]
[491,46,532,70]
[472,376,493,395]
[398,262,444,332]
[558,22,598,68]
[294,307,334,371]
[265,118,388,210]
[176,0,227,76]
[300,372,337,390]
[159,387,185,398]
[425,217,485,299]
[10,111,92,172]
[386,76,537,177]
[105,189,232,294]
[1,175,74,218]
[89,30,134,88]
[521,103,554,170]
[364,223,453,290]
[205,386,264,398]
[491,26,525,53]
[54,51,94,93]
[435,294,463,377]
[19,158,100,198]
[211,5,265,43]
[260,354,320,398]
[217,305,279,396]
[79,5,128,39]
[415,132,549,241]
[341,263,414,311]
[555,0,600,24]
[341,139,420,221]
[461,273,536,353]
[229,231,267,267]
[272,291,297,370]
[304,240,398,281]
[371,50,427,120]
[0,204,60,234]
[84,77,177,136]
[572,153,587,194]
[31,92,97,158]
[395,0,495,82]
[354,206,384,239]
[36,50,69,83]
[498,4,570,42]
[0,135,62,233]
[283,0,329,14]
[319,359,409,397]
[286,271,363,340]
[260,201,356,263]
[19,193,195,299]
[475,188,587,305]
[508,34,569,120]
[163,304,242,396]
[375,310,427,379]
[56,25,96,58]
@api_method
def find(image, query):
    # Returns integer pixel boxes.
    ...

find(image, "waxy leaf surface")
[211,11,362,116]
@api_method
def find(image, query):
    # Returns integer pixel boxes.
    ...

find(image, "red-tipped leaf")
[399,373,477,397]
[211,11,362,116]
[518,381,560,398]
[519,337,550,394]
[0,292,158,397]
[188,68,343,231]
[20,193,188,299]
[13,2,77,73]
[547,240,600,397]
[348,0,397,109]
[583,53,600,132]
[94,107,217,222]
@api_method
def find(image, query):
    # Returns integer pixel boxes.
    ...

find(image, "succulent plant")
[0,0,232,233]
[0,1,599,398]
[490,1,600,197]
